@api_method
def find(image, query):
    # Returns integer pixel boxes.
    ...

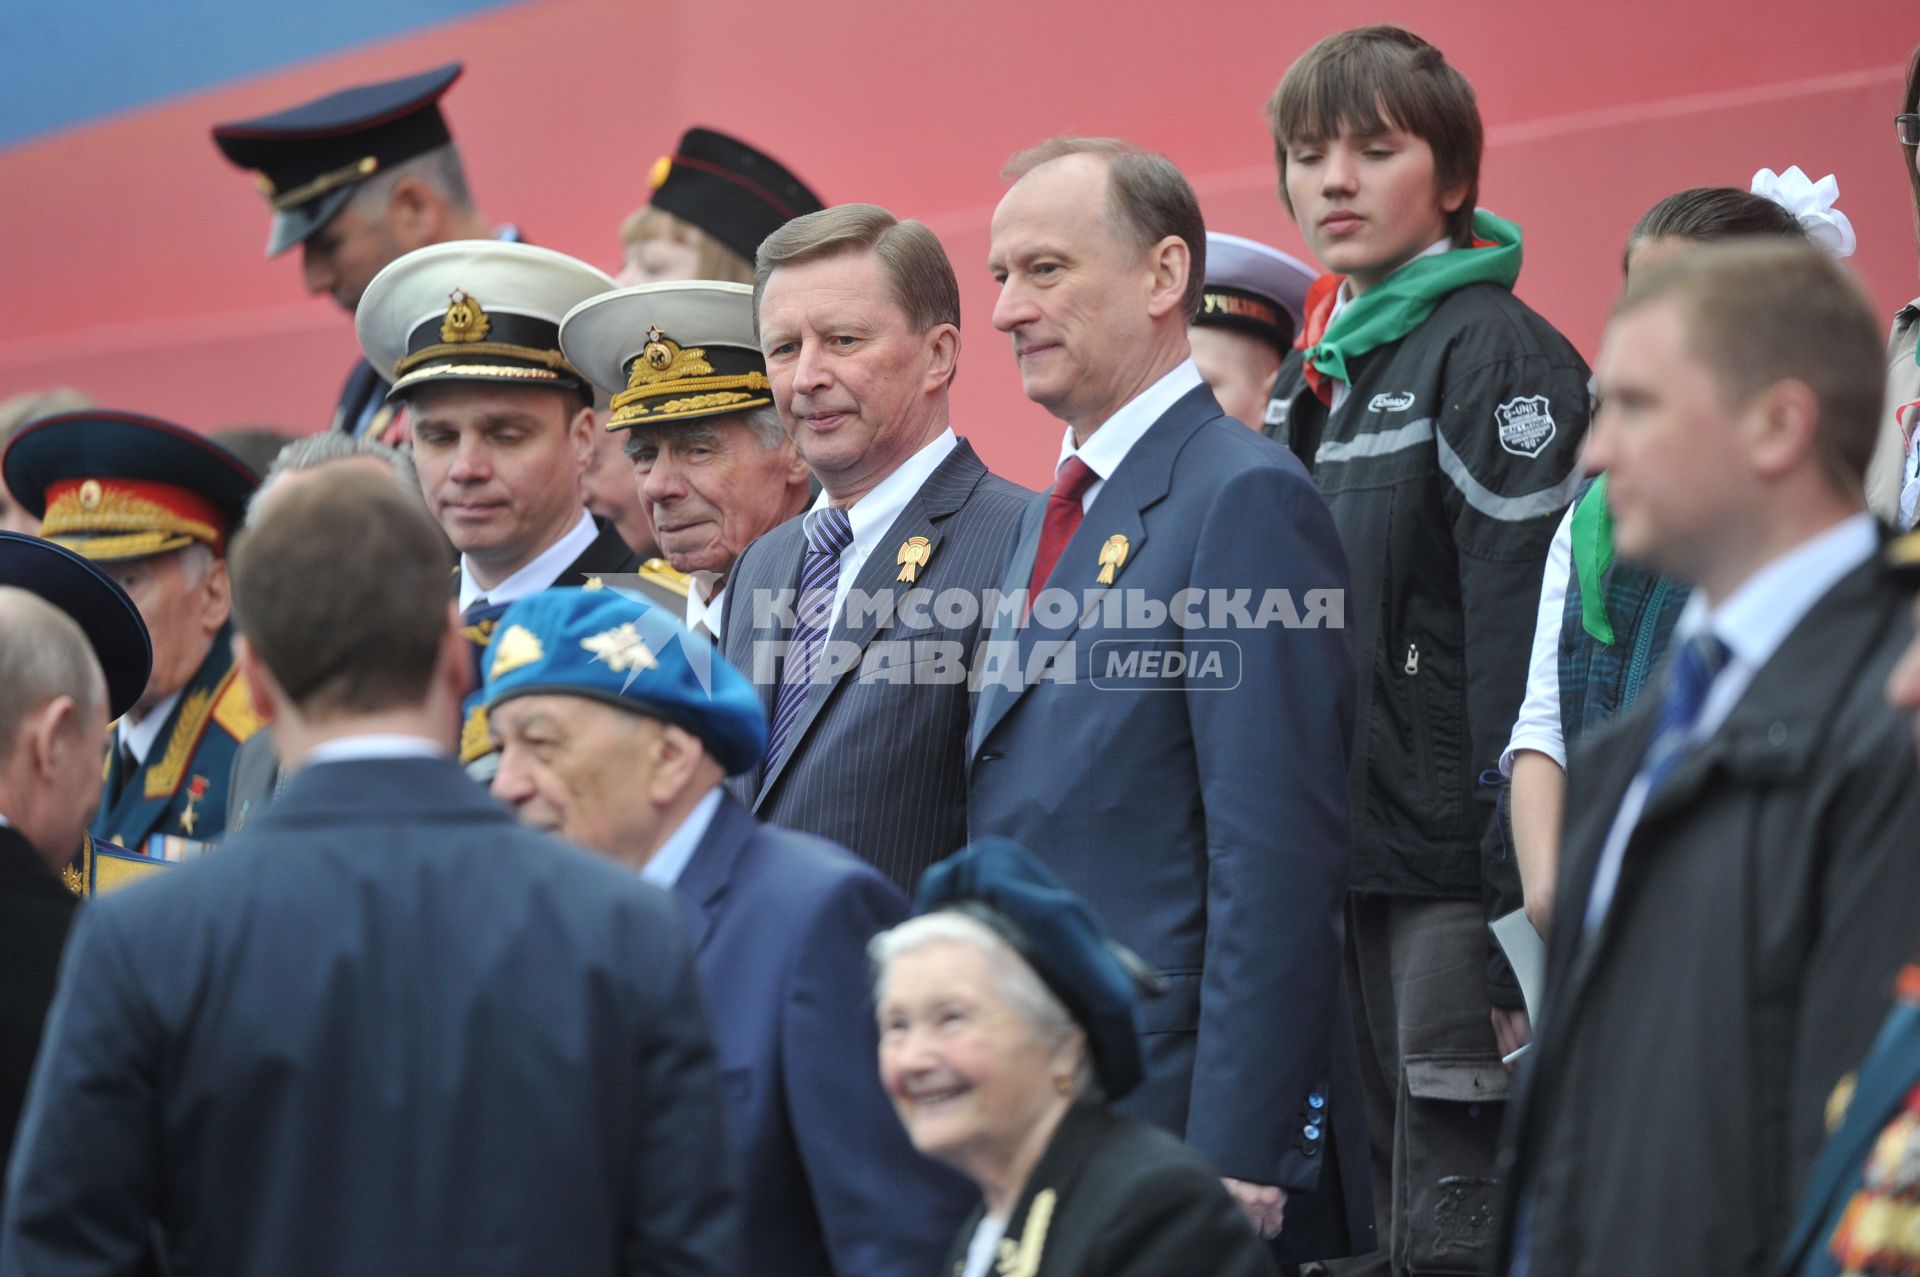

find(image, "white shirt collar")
[686,575,724,642]
[458,508,599,611]
[0,810,12,830]
[301,735,448,768]
[808,428,959,623]
[810,427,958,549]
[1676,513,1879,673]
[1053,360,1203,509]
[119,687,184,763]
[640,786,724,889]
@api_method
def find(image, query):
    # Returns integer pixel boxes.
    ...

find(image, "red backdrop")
[0,0,1912,487]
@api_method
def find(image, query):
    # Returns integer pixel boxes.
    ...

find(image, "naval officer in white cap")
[561,281,811,642]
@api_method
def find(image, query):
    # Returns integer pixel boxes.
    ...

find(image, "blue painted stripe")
[0,0,522,147]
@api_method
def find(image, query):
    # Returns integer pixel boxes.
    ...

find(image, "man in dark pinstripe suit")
[720,203,1030,894]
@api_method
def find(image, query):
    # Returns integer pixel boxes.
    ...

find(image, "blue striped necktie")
[765,507,854,766]
[1637,631,1730,799]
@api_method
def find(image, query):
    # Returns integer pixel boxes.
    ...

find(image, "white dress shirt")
[1502,504,1575,775]
[458,508,599,611]
[807,427,958,628]
[1053,359,1204,511]
[638,786,723,889]
[1581,513,1878,935]
[119,687,183,763]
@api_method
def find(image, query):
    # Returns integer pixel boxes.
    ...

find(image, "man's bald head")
[0,586,110,866]
[0,586,104,750]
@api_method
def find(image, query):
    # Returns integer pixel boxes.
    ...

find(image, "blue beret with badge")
[0,531,152,720]
[481,587,766,776]
[212,63,464,258]
[914,837,1163,1100]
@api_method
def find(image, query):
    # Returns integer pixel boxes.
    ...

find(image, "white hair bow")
[1750,166,1857,258]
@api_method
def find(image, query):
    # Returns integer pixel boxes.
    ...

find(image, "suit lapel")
[970,391,1205,754]
[971,496,1045,756]
[737,521,808,796]
[755,442,987,805]
[668,793,755,954]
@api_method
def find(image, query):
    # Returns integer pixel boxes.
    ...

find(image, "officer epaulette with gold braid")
[637,557,693,599]
[211,671,264,741]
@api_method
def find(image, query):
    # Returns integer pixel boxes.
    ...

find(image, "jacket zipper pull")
[1404,642,1420,676]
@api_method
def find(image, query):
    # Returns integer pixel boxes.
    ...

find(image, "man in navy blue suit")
[968,136,1373,1268]
[483,586,972,1277]
[0,468,736,1277]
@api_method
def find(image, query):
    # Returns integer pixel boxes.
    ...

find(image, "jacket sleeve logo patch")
[1495,396,1557,458]
[1368,391,1416,413]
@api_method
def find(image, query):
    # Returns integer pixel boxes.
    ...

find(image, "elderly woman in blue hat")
[870,839,1275,1277]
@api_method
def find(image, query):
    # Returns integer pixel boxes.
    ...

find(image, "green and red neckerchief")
[1294,208,1525,407]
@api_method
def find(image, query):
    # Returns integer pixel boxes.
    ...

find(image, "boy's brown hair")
[1266,26,1483,247]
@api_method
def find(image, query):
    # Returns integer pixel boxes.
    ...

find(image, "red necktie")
[1026,456,1098,610]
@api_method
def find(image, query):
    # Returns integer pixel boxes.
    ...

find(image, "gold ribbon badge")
[896,535,932,583]
[1096,534,1129,585]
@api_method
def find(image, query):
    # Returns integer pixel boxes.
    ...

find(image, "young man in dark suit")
[0,470,736,1277]
[1495,243,1920,1277]
[484,587,971,1277]
[721,203,1030,894]
[967,136,1370,1269]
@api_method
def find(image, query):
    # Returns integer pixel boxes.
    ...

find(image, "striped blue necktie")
[1637,630,1729,799]
[765,506,854,766]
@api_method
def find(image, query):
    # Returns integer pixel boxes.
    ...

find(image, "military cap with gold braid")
[560,281,771,432]
[1,411,259,563]
[356,240,614,400]
[212,63,464,259]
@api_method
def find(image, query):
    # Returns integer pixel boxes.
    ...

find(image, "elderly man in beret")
[482,586,971,1277]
